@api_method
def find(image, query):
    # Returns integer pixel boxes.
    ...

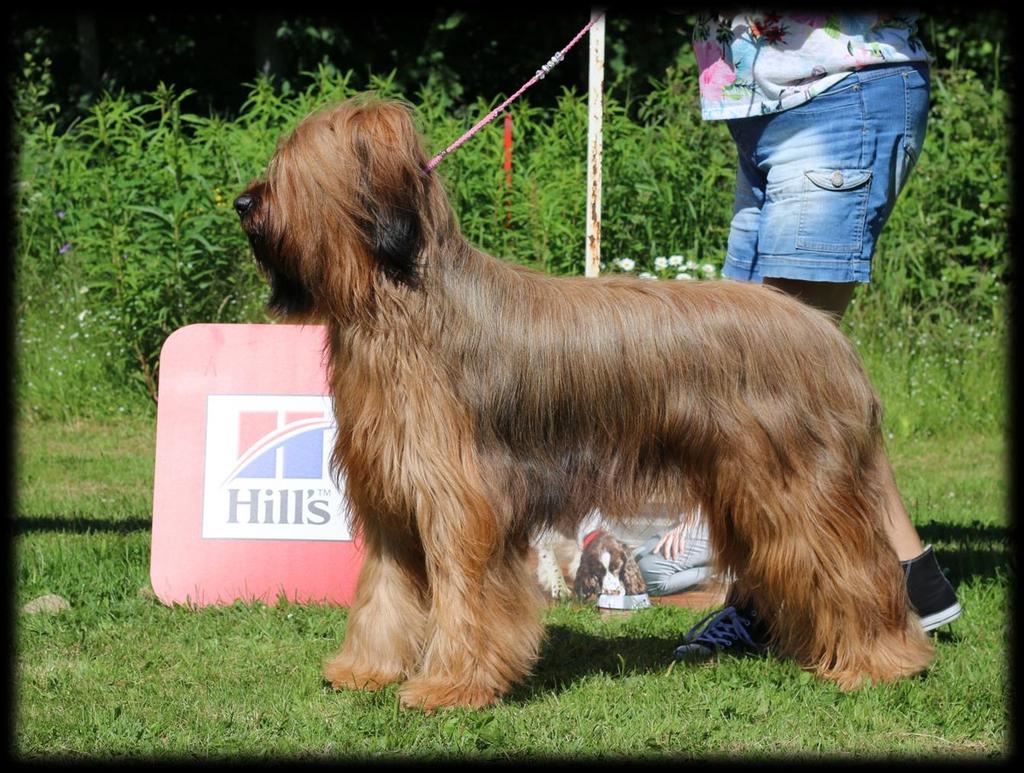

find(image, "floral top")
[694,13,930,120]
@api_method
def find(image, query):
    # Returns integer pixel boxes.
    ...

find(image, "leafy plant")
[12,54,1011,420]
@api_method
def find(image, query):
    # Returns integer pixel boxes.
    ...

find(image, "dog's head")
[573,530,648,602]
[234,96,438,321]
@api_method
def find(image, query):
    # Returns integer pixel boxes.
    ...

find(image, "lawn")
[12,403,1009,759]
[10,14,1011,758]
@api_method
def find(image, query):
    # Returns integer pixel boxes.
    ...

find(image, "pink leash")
[425,14,604,172]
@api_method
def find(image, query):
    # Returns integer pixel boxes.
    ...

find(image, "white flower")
[668,255,684,267]
[617,258,636,272]
[77,310,89,322]
[675,272,694,280]
[78,286,89,294]
[701,263,716,276]
[685,259,698,270]
[653,256,668,271]
[639,272,656,280]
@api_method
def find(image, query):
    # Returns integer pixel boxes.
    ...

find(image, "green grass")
[14,387,1010,759]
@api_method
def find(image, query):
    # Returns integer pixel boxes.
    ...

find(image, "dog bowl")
[597,592,652,611]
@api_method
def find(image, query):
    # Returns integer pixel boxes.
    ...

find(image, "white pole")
[585,9,605,278]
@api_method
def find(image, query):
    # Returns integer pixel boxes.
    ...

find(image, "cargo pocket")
[796,169,872,254]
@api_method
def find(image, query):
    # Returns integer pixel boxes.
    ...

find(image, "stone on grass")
[22,594,71,615]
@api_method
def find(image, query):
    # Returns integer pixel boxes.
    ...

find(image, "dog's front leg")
[323,525,428,692]
[397,482,544,711]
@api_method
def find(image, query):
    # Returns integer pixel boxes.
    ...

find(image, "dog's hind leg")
[397,482,545,710]
[716,445,935,690]
[323,526,428,692]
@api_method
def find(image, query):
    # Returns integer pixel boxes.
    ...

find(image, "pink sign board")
[150,323,363,607]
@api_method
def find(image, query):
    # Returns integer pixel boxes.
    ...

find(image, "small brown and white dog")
[573,530,647,602]
[234,95,934,710]
[532,528,647,603]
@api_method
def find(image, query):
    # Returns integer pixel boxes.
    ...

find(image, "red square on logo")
[150,323,363,607]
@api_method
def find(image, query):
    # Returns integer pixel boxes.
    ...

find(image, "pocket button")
[830,171,844,188]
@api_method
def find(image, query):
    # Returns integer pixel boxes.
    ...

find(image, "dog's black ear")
[353,126,425,289]
[370,198,422,287]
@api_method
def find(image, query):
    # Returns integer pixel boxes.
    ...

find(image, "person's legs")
[759,276,926,562]
[637,557,713,596]
[683,65,957,658]
[634,526,715,596]
[720,115,768,282]
[762,277,855,320]
[749,64,933,564]
[877,453,927,561]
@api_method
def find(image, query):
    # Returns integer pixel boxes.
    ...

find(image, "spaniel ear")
[599,535,646,595]
[621,553,648,596]
[573,551,603,602]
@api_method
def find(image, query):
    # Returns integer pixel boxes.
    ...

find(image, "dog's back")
[430,249,882,536]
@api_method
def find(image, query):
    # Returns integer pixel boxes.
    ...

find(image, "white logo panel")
[202,395,352,541]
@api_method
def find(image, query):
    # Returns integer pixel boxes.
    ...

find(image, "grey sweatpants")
[633,518,714,596]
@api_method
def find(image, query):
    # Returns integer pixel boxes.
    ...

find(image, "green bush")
[13,52,1010,422]
[864,67,1010,329]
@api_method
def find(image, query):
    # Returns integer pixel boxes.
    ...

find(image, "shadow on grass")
[14,514,152,534]
[509,616,970,705]
[505,623,710,705]
[915,520,1011,585]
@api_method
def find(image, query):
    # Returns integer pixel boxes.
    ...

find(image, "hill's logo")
[202,395,351,541]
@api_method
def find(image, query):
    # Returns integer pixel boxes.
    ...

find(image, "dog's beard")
[247,233,315,317]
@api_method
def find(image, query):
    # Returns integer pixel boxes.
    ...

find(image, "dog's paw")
[323,654,404,692]
[397,676,500,711]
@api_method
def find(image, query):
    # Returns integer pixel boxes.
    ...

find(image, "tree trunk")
[76,13,100,93]
[254,14,285,78]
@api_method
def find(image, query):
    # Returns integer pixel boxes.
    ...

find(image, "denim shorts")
[722,62,930,284]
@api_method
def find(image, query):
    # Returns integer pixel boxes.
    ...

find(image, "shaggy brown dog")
[234,95,935,710]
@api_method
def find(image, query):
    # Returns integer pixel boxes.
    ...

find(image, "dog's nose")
[234,194,255,216]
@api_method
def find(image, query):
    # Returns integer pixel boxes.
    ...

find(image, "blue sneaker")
[674,604,768,660]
